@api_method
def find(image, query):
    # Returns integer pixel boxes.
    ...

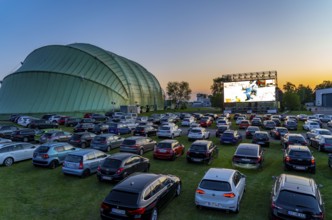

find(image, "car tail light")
[205,152,209,157]
[285,156,291,162]
[223,193,235,198]
[127,207,146,215]
[196,189,205,194]
[276,132,279,136]
[100,202,111,211]
[42,154,49,159]
[271,202,282,210]
[131,145,139,149]
[116,167,124,174]
[311,158,315,165]
[78,162,84,169]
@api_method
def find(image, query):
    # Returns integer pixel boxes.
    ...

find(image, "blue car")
[220,130,242,145]
[108,123,132,135]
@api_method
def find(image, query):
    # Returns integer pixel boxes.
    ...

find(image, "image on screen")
[224,79,276,103]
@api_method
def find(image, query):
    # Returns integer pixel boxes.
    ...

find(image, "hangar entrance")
[322,93,332,107]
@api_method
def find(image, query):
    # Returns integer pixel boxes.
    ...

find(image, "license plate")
[111,208,125,215]
[223,141,230,143]
[242,158,251,162]
[288,211,305,218]
[102,176,112,180]
[159,149,166,153]
[258,142,264,145]
[192,158,202,162]
[295,166,306,170]
[206,202,223,208]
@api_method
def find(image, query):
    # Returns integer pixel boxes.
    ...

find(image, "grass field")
[1,113,331,220]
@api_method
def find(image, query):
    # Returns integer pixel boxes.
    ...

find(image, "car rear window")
[191,129,202,133]
[254,133,268,138]
[276,190,320,212]
[160,126,170,131]
[65,155,82,163]
[94,136,106,142]
[106,190,139,206]
[157,143,172,149]
[289,136,305,142]
[289,150,311,157]
[326,138,332,144]
[72,134,83,140]
[236,147,258,156]
[35,146,50,153]
[122,140,136,145]
[278,128,288,133]
[199,180,231,191]
[223,133,233,137]
[190,144,207,151]
[102,158,122,169]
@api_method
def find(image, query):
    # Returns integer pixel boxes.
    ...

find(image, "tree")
[166,81,192,108]
[283,82,296,93]
[314,80,332,90]
[210,77,225,109]
[296,84,314,105]
[282,91,301,111]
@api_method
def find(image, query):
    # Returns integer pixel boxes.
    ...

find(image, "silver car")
[0,142,37,166]
[195,168,246,213]
[188,127,210,141]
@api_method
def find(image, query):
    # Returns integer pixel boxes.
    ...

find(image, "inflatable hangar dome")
[0,43,164,114]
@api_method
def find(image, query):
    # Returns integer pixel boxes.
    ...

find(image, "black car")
[215,125,229,137]
[68,132,96,148]
[73,123,95,133]
[11,129,36,142]
[28,119,58,129]
[186,140,218,164]
[270,174,324,219]
[232,143,263,169]
[245,126,260,139]
[133,125,157,137]
[252,131,270,147]
[251,118,263,127]
[97,153,150,182]
[309,135,332,152]
[283,120,298,131]
[91,113,108,123]
[100,173,181,220]
[65,117,81,127]
[281,133,307,149]
[0,125,19,139]
[269,127,288,140]
[283,145,316,173]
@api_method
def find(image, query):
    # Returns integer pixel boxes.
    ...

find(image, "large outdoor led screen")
[224,79,276,103]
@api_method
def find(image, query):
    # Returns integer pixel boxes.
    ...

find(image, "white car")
[236,117,245,125]
[17,116,35,127]
[157,125,182,139]
[0,138,12,144]
[181,117,195,126]
[195,168,246,213]
[188,127,210,141]
[303,120,320,131]
[306,128,332,139]
[216,119,231,127]
[0,142,37,166]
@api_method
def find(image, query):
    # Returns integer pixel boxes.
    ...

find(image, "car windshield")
[35,146,49,153]
[236,147,257,156]
[122,140,136,145]
[102,158,121,169]
[199,180,231,191]
[289,136,304,142]
[105,190,139,206]
[94,136,106,142]
[191,129,202,134]
[289,150,311,157]
[157,143,172,149]
[160,126,170,131]
[65,155,82,163]
[190,144,206,151]
[276,190,320,212]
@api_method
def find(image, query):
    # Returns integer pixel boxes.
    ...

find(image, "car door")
[130,156,142,172]
[12,144,25,161]
[144,138,155,152]
[233,171,246,201]
[55,145,67,163]
[113,136,124,148]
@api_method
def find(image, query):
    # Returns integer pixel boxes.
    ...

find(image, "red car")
[83,113,93,118]
[58,116,70,125]
[199,116,212,127]
[153,139,185,160]
[239,120,250,129]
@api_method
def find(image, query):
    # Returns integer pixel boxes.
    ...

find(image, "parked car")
[216,125,230,137]
[32,142,80,168]
[239,120,250,129]
[93,123,110,134]
[232,143,263,169]
[65,117,81,127]
[181,117,195,126]
[27,119,58,129]
[90,134,124,152]
[187,127,210,141]
[133,125,157,137]
[100,173,181,220]
[17,116,37,127]
[73,123,95,133]
[62,149,108,177]
[220,130,242,145]
[309,135,332,152]
[269,127,289,140]
[58,116,70,125]
[270,174,324,219]
[91,113,108,123]
[263,120,276,130]
[251,118,262,127]
[0,142,37,166]
[0,125,19,139]
[216,119,231,127]
[120,136,156,155]
[320,115,332,123]
[195,168,246,213]
[283,145,316,173]
[97,153,150,182]
[245,126,260,139]
[281,133,307,149]
[199,116,213,127]
[303,120,320,131]
[235,117,246,125]
[271,118,281,127]
[306,128,331,139]
[283,120,298,131]
[11,129,36,142]
[186,140,218,164]
[68,132,96,148]
[296,114,308,121]
[39,130,72,144]
[153,139,185,160]
[157,125,182,139]
[252,131,270,147]
[108,123,132,135]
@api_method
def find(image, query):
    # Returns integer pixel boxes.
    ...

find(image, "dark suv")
[97,153,150,182]
[252,131,270,147]
[120,136,156,155]
[100,173,181,220]
[283,145,316,174]
[186,140,218,164]
[11,129,36,142]
[68,132,96,148]
[270,174,324,219]
[133,125,157,137]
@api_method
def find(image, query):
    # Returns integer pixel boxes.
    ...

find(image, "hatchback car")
[283,120,298,131]
[281,133,307,149]
[252,131,270,147]
[270,174,324,220]
[32,142,80,168]
[269,127,289,140]
[120,136,156,155]
[133,125,157,137]
[283,145,316,173]
[306,128,331,140]
[39,130,72,144]
[0,142,37,166]
[108,123,132,135]
[153,139,185,160]
[157,125,182,139]
[309,135,332,152]
[245,126,260,139]
[90,134,124,152]
[303,120,320,131]
[186,140,218,164]
[97,153,150,182]
[263,120,276,130]
[216,125,230,137]
[232,143,263,169]
[188,127,210,141]
[195,168,246,213]
[239,120,250,129]
[251,118,262,127]
[100,173,181,220]
[220,130,242,145]
[11,129,36,142]
[73,123,95,133]
[199,116,213,127]
[68,132,96,148]
[62,149,108,177]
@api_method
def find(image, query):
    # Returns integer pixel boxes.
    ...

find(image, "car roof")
[192,140,211,145]
[125,136,145,140]
[108,152,137,160]
[0,142,32,148]
[321,135,332,139]
[288,133,303,137]
[279,174,316,196]
[67,149,99,156]
[113,173,161,193]
[254,131,268,134]
[40,142,69,147]
[97,133,117,137]
[203,168,235,182]
[287,145,310,151]
[158,139,178,144]
[237,143,259,150]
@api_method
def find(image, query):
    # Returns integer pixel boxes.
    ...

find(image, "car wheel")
[49,160,58,169]
[139,149,144,156]
[4,157,14,166]
[81,143,86,149]
[23,137,28,142]
[176,183,181,196]
[82,169,90,178]
[150,208,158,220]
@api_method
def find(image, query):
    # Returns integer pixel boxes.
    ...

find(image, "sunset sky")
[1,0,331,98]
